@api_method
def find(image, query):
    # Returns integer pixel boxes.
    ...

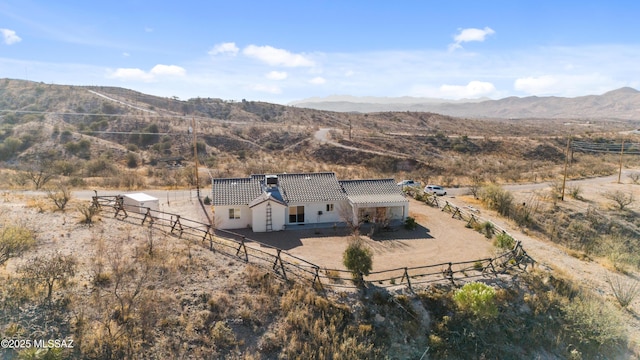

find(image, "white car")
[424,185,446,196]
[397,180,420,188]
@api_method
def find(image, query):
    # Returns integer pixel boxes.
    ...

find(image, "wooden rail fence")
[91,192,535,292]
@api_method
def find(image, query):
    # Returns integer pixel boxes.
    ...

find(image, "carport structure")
[339,179,409,227]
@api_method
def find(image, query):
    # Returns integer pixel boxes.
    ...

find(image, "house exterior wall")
[215,205,251,230]
[251,201,286,232]
[286,200,347,226]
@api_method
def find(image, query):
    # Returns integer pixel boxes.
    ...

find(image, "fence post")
[273,249,288,281]
[400,267,412,292]
[443,262,454,285]
[236,236,249,262]
[114,196,128,219]
[312,266,324,291]
[451,206,462,220]
[170,215,183,236]
[467,214,478,228]
[141,207,152,225]
[202,224,214,251]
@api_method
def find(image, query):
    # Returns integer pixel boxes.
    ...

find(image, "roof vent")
[265,175,278,186]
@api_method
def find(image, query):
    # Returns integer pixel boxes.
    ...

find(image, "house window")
[289,206,305,223]
[229,208,240,219]
[326,204,334,212]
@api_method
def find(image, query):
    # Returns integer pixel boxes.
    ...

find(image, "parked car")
[397,180,420,188]
[424,185,446,196]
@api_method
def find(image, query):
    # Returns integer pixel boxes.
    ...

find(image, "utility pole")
[561,137,571,201]
[618,138,625,184]
[192,117,200,199]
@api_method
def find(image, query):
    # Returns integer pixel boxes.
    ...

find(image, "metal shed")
[122,193,159,214]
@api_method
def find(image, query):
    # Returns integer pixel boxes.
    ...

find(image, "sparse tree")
[603,190,634,210]
[629,172,640,185]
[19,159,56,190]
[19,252,77,302]
[469,173,484,199]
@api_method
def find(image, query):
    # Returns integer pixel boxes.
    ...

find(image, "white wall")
[251,201,286,232]
[214,205,251,230]
[287,200,348,225]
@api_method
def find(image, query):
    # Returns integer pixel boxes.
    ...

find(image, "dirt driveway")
[234,197,494,272]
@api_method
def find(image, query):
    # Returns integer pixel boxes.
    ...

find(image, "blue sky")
[2,1,640,104]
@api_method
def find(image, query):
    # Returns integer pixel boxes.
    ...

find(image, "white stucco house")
[211,172,409,232]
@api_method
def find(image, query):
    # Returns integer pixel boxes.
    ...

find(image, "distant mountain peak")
[602,87,640,96]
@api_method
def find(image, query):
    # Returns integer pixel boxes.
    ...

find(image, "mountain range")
[289,87,640,120]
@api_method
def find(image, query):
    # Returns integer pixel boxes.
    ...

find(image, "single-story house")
[211,172,409,232]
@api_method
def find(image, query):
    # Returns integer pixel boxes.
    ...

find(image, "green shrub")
[479,184,513,217]
[562,295,626,350]
[343,237,373,285]
[493,233,515,250]
[453,282,498,320]
[404,216,417,230]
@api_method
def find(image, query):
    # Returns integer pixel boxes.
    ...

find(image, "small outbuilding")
[122,193,159,214]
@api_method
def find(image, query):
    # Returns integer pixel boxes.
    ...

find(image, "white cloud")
[1,28,22,45]
[150,64,186,76]
[249,83,282,94]
[109,64,186,82]
[209,42,239,56]
[145,27,154,33]
[449,27,495,51]
[122,52,130,57]
[514,75,558,94]
[243,45,315,67]
[309,76,326,85]
[439,81,496,98]
[110,68,152,81]
[266,71,287,80]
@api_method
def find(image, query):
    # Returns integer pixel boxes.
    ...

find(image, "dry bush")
[604,190,634,210]
[605,273,640,309]
[46,181,72,211]
[562,294,627,351]
[0,223,36,266]
[629,172,640,185]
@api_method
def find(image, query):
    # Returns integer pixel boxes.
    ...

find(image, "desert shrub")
[603,190,634,210]
[0,224,36,266]
[210,321,237,349]
[453,282,498,320]
[18,252,77,302]
[568,185,583,200]
[46,181,71,211]
[606,273,640,308]
[203,196,211,205]
[562,295,626,351]
[493,233,515,250]
[343,237,373,285]
[479,184,513,217]
[78,204,99,225]
[476,221,494,239]
[404,216,417,230]
[629,172,640,185]
[126,152,139,168]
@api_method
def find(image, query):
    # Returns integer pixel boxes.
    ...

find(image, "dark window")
[289,206,305,223]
